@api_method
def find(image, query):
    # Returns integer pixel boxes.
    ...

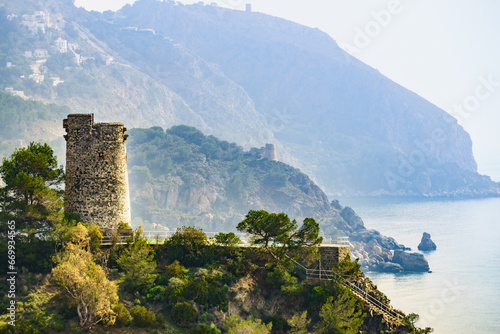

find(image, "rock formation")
[418,232,437,251]
[392,250,430,272]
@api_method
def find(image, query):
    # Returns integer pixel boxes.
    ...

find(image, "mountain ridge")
[112,0,489,197]
[0,0,498,197]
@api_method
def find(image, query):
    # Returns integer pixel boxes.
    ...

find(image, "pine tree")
[314,289,366,334]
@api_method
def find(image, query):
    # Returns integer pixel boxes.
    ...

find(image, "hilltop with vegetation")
[126,125,428,274]
[0,143,432,333]
[127,125,338,232]
[0,77,428,272]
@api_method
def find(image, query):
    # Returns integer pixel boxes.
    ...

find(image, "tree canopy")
[52,223,119,329]
[314,290,365,334]
[0,142,64,239]
[237,210,323,260]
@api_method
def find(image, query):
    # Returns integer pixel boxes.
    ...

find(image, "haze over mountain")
[0,0,498,197]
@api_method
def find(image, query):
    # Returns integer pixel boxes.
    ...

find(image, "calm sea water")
[339,197,500,334]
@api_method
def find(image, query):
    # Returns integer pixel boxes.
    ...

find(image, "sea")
[339,197,500,334]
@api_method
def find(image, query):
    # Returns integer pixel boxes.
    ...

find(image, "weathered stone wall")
[64,114,131,229]
[264,143,277,161]
[309,245,351,271]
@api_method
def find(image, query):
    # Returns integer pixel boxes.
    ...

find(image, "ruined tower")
[264,143,277,161]
[63,114,131,229]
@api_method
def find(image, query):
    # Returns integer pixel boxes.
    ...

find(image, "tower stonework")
[63,114,131,229]
[264,143,277,161]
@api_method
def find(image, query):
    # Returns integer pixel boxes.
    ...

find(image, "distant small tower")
[63,114,131,229]
[246,3,252,12]
[264,143,277,161]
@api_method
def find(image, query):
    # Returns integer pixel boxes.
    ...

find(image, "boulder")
[392,250,430,272]
[418,232,437,251]
[379,262,404,273]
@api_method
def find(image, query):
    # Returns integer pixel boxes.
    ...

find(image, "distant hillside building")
[264,143,277,161]
[246,4,252,12]
[22,11,50,34]
[54,37,68,53]
[34,49,49,58]
[68,43,79,52]
[63,114,131,229]
[5,87,26,99]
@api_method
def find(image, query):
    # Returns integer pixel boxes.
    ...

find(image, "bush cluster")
[171,301,198,326]
[130,305,156,327]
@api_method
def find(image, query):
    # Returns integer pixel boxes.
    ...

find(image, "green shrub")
[198,312,216,325]
[117,231,158,293]
[165,260,186,279]
[213,232,241,246]
[287,311,310,334]
[87,224,103,254]
[162,227,210,266]
[130,305,156,327]
[335,255,362,280]
[184,277,209,301]
[313,292,365,334]
[171,302,198,327]
[113,303,132,327]
[156,313,165,325]
[168,286,185,304]
[189,323,221,334]
[223,315,272,334]
[2,310,49,333]
[119,221,132,229]
[147,285,168,302]
[48,315,66,331]
[266,265,305,297]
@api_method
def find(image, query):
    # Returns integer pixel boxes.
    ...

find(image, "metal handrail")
[305,267,403,322]
[101,231,349,246]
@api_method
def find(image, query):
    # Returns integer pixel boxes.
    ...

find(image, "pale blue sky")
[75,0,500,179]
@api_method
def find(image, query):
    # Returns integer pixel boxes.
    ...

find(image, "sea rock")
[418,232,437,251]
[379,262,404,273]
[392,250,430,272]
[350,228,406,251]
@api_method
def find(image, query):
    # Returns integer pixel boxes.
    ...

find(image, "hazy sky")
[75,0,500,180]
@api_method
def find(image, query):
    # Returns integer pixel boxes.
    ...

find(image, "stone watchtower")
[63,114,131,229]
[264,143,277,161]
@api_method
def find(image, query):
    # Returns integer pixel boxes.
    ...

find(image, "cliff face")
[225,272,412,334]
[113,0,498,197]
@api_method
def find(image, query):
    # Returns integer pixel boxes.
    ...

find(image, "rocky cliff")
[111,0,500,198]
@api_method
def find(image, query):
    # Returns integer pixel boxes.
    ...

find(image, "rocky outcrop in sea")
[418,232,437,251]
